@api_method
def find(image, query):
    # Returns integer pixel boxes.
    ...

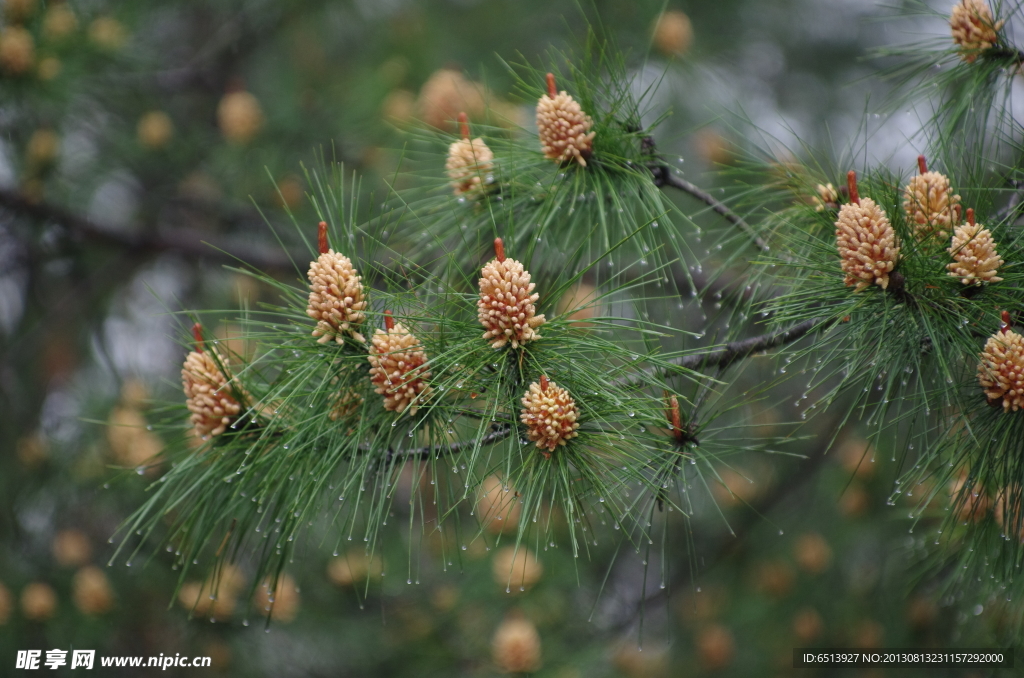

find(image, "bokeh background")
[0,0,1014,676]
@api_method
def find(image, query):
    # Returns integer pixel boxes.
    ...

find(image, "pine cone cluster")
[368,320,431,415]
[536,73,595,167]
[978,321,1024,411]
[478,239,546,349]
[306,231,368,344]
[835,191,900,292]
[948,218,1003,285]
[950,0,1003,62]
[519,376,580,454]
[903,171,960,242]
[182,335,243,439]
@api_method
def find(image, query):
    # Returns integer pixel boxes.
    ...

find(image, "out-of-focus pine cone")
[978,320,1024,411]
[0,26,34,75]
[903,171,960,242]
[72,566,114,615]
[835,197,900,292]
[492,613,542,673]
[217,90,264,144]
[417,69,486,131]
[519,376,579,453]
[947,218,1003,285]
[536,73,595,167]
[368,319,431,415]
[446,137,493,196]
[182,340,243,439]
[306,247,368,344]
[478,242,545,349]
[813,183,838,212]
[950,0,1003,62]
[652,10,693,56]
[328,390,363,422]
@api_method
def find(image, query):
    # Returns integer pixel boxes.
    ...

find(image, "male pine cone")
[446,113,493,197]
[306,223,368,344]
[520,376,579,454]
[950,0,1003,62]
[478,238,545,349]
[835,172,900,292]
[948,212,1003,286]
[368,316,431,415]
[978,317,1024,412]
[182,325,243,439]
[536,73,594,167]
[903,167,960,242]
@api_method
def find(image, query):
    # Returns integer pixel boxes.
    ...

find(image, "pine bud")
[446,113,494,196]
[306,223,368,344]
[492,613,542,673]
[950,0,1003,62]
[217,90,264,144]
[137,111,174,149]
[978,314,1024,411]
[328,390,363,422]
[813,183,838,212]
[52,529,92,568]
[254,574,300,623]
[417,68,486,131]
[903,158,960,242]
[835,171,900,291]
[182,324,243,439]
[368,313,431,415]
[87,17,126,51]
[652,10,693,56]
[477,475,521,534]
[72,566,114,615]
[536,73,595,167]
[0,26,34,75]
[947,209,1003,285]
[20,582,57,621]
[42,4,77,41]
[950,471,989,522]
[478,238,545,349]
[520,375,579,454]
[492,546,542,591]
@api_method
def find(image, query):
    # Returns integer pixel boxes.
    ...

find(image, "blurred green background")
[0,0,1012,676]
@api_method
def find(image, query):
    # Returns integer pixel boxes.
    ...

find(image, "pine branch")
[0,187,298,271]
[383,425,513,463]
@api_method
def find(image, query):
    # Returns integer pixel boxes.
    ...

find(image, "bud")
[947,210,1003,285]
[812,182,839,212]
[417,68,486,131]
[519,376,580,454]
[949,471,989,522]
[652,10,693,56]
[137,111,174,149]
[793,607,824,643]
[793,533,832,574]
[42,4,77,41]
[254,574,300,623]
[492,613,542,673]
[306,223,368,344]
[477,475,521,534]
[492,546,542,591]
[0,27,35,75]
[696,624,735,670]
[182,324,244,439]
[21,582,57,621]
[367,315,431,414]
[327,550,383,587]
[977,317,1024,411]
[478,238,545,349]
[88,16,126,51]
[217,90,264,144]
[72,566,114,615]
[536,73,595,167]
[950,0,1003,62]
[994,486,1024,541]
[835,171,900,291]
[446,113,494,196]
[52,529,92,568]
[903,163,961,242]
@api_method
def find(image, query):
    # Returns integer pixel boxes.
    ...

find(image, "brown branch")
[0,187,299,272]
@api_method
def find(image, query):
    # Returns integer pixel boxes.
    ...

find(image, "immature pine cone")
[368,314,431,415]
[536,73,595,167]
[947,209,1003,285]
[446,112,494,197]
[307,222,368,344]
[813,183,838,212]
[182,324,243,439]
[478,238,546,349]
[835,171,900,291]
[492,614,542,673]
[520,375,579,455]
[903,156,961,242]
[950,0,1003,62]
[978,312,1024,411]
